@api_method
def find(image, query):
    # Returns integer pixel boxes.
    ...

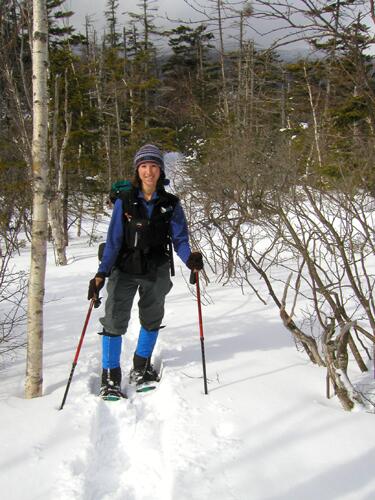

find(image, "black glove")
[186,251,204,271]
[88,273,106,301]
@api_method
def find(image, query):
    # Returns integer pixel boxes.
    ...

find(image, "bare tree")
[179,120,375,411]
[25,0,49,399]
[254,0,369,50]
[0,214,28,356]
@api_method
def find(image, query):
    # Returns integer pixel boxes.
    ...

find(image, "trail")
[54,336,233,500]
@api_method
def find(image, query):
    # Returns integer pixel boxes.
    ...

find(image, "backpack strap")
[156,190,179,277]
[156,190,179,211]
[120,188,179,219]
[118,187,140,219]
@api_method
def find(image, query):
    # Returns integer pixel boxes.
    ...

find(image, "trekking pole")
[59,298,96,410]
[190,270,208,395]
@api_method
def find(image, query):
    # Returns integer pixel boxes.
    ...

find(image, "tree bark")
[25,0,49,399]
[48,70,69,266]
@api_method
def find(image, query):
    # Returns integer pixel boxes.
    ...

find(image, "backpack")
[109,180,133,204]
[98,180,133,262]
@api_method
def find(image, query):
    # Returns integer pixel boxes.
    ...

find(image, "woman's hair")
[132,168,166,191]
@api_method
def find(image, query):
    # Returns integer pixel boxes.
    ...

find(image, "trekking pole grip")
[189,270,196,285]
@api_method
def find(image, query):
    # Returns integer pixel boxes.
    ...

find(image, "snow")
[2,230,375,500]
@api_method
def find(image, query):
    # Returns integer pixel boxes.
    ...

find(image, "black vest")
[115,187,179,276]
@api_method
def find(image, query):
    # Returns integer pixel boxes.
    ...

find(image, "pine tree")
[105,0,121,48]
[162,24,216,150]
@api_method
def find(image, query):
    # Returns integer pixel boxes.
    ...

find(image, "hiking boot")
[99,367,126,399]
[129,354,160,385]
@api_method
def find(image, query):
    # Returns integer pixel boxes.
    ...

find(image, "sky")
[68,0,198,29]
[66,0,374,57]
[68,0,233,33]
[65,0,375,57]
[66,0,298,53]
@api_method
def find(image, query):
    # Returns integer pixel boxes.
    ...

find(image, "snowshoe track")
[55,354,228,500]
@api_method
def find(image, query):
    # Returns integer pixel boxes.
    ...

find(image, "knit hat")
[133,144,164,172]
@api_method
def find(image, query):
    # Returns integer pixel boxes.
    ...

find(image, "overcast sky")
[66,0,292,52]
[68,0,220,32]
[66,0,375,57]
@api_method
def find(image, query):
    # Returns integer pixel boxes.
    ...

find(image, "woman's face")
[138,161,161,191]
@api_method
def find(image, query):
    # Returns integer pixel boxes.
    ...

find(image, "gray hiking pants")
[99,262,173,336]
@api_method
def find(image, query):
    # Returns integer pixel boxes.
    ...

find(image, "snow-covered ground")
[1,229,375,500]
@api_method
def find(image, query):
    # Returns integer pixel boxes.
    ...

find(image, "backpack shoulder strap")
[158,190,179,209]
[166,192,179,207]
[118,187,139,217]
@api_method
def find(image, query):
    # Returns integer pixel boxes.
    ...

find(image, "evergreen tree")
[162,24,216,150]
[105,0,121,48]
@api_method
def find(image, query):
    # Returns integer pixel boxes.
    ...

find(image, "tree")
[25,0,49,398]
[105,0,121,48]
[179,126,375,411]
[0,1,33,169]
[128,0,163,133]
[162,24,216,149]
[254,0,369,50]
[46,0,85,264]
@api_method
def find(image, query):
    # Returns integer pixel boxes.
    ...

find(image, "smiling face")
[137,161,161,193]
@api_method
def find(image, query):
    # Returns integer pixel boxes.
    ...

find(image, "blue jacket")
[98,190,191,276]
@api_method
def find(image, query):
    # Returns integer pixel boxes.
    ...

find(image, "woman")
[88,144,203,398]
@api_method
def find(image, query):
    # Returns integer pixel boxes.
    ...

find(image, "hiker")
[88,144,203,398]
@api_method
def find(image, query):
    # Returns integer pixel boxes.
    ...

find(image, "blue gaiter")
[102,335,122,369]
[135,327,159,358]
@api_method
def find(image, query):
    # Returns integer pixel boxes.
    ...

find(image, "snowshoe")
[100,367,127,401]
[129,365,160,384]
[129,354,161,392]
[99,383,127,401]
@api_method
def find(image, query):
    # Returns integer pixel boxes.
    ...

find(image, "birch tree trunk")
[94,49,112,186]
[25,0,49,399]
[49,71,69,266]
[304,64,323,172]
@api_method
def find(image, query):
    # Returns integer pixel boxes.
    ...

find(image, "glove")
[186,251,204,271]
[88,273,106,301]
